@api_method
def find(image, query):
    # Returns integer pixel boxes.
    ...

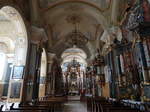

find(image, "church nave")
[0,0,150,112]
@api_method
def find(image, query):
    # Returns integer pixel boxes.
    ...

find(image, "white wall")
[0,53,7,81]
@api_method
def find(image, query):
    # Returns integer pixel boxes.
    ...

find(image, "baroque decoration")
[65,14,88,46]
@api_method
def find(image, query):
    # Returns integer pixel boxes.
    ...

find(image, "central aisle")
[63,101,87,112]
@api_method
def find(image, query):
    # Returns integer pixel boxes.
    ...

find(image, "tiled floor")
[63,101,87,112]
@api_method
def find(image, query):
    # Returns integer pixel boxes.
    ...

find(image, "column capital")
[30,26,48,44]
[47,53,56,64]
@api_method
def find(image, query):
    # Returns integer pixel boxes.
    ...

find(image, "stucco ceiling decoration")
[0,6,28,66]
[0,11,9,21]
[0,7,23,52]
[0,37,15,53]
[64,4,84,12]
[62,55,87,67]
[61,45,87,66]
[1,6,18,20]
[65,31,88,46]
[0,42,9,53]
[30,26,48,44]
[42,0,112,13]
[0,21,16,37]
[0,6,28,43]
[66,13,81,24]
[65,13,88,46]
[43,0,109,58]
[0,10,15,36]
[100,27,123,45]
[43,1,108,28]
[61,45,87,59]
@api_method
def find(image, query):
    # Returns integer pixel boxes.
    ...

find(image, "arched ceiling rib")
[61,46,87,59]
[42,0,112,14]
[44,1,107,58]
[0,6,28,62]
[61,46,87,66]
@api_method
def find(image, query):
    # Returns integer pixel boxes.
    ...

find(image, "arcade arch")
[0,6,28,101]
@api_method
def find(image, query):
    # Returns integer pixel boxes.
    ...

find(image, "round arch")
[43,0,109,30]
[0,6,28,101]
[0,6,28,65]
[43,0,110,60]
[61,46,87,96]
[42,0,111,14]
[61,46,87,63]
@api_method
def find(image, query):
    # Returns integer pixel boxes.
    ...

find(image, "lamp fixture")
[66,14,88,46]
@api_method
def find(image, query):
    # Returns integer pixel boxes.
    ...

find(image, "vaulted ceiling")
[30,0,128,59]
[42,1,111,58]
[0,6,28,54]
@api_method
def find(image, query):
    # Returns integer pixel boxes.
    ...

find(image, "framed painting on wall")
[143,84,150,100]
[12,66,24,79]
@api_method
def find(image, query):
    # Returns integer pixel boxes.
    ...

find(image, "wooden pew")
[3,96,65,112]
[10,103,51,112]
[8,101,62,112]
[100,103,143,112]
[87,97,93,112]
[89,97,144,112]
[105,108,140,112]
[93,97,111,112]
[0,105,4,111]
[4,110,47,112]
[12,107,50,110]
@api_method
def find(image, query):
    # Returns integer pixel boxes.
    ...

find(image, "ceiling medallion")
[2,7,18,18]
[66,13,81,24]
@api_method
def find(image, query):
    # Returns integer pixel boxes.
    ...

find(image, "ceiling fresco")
[36,0,128,58]
[43,2,106,58]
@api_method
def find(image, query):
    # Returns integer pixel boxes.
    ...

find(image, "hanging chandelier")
[68,27,88,45]
[66,14,88,46]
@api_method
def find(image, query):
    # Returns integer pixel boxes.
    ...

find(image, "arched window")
[39,48,47,98]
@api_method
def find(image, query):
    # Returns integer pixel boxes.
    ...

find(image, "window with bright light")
[0,53,6,80]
